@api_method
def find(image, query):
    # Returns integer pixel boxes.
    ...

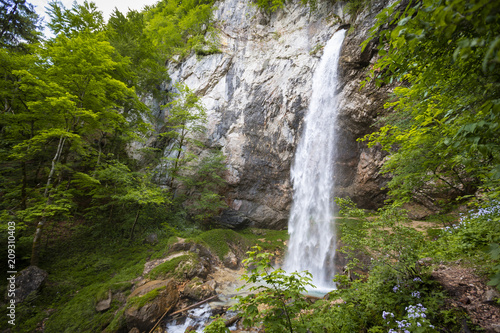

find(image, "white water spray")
[284,29,346,291]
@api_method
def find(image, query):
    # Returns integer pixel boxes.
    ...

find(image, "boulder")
[95,290,112,312]
[144,233,159,245]
[125,279,178,332]
[9,266,48,303]
[223,251,239,270]
[216,209,251,229]
[483,288,500,305]
[183,278,217,302]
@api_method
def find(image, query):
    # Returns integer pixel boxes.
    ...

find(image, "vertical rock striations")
[166,0,392,229]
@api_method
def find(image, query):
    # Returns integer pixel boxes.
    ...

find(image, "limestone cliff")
[165,0,392,229]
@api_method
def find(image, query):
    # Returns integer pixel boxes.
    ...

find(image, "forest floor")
[432,264,500,333]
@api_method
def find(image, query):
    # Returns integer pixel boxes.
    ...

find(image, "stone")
[128,328,140,333]
[223,251,239,270]
[216,209,251,229]
[95,290,112,312]
[9,266,48,303]
[183,278,217,302]
[144,233,159,245]
[125,279,179,332]
[483,289,500,304]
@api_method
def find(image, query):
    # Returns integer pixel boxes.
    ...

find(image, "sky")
[30,0,161,36]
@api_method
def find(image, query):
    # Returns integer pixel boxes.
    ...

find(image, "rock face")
[125,279,178,332]
[165,0,393,228]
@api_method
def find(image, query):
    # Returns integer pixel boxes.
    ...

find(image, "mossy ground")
[0,225,288,332]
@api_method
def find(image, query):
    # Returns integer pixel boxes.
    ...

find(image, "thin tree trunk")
[30,196,51,267]
[129,208,141,240]
[44,135,66,197]
[21,161,27,210]
[32,134,66,266]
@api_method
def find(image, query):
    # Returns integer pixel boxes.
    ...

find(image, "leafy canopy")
[361,0,500,207]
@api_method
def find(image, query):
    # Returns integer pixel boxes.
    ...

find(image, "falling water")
[283,29,346,291]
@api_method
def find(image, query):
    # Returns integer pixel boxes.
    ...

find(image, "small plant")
[231,246,314,333]
[204,316,230,333]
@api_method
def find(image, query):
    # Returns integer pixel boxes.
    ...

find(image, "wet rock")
[184,256,212,280]
[125,279,178,332]
[9,266,48,303]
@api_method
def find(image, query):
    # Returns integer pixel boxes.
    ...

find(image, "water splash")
[284,29,346,291]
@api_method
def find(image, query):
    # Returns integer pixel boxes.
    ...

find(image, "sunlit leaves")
[361,0,500,205]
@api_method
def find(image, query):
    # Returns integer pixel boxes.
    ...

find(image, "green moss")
[147,254,197,280]
[239,228,289,252]
[195,229,241,259]
[43,282,122,333]
[102,307,126,333]
[126,286,166,309]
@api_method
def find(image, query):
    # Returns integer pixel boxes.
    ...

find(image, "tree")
[143,0,215,58]
[158,83,207,187]
[46,0,104,36]
[0,0,40,48]
[106,8,168,100]
[361,0,500,207]
[0,1,150,266]
[177,149,228,224]
[361,0,500,288]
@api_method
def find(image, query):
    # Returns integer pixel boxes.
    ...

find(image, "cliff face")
[166,0,391,229]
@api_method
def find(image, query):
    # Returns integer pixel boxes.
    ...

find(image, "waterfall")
[283,29,346,291]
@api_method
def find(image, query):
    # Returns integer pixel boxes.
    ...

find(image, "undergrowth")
[0,221,288,333]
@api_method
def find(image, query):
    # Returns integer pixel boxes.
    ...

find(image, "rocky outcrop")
[125,279,179,332]
[164,0,393,228]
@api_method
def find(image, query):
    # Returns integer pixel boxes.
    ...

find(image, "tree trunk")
[44,135,66,197]
[30,196,52,267]
[129,208,141,240]
[21,161,27,210]
[32,135,66,266]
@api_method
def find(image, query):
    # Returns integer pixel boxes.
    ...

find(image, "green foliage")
[343,0,369,18]
[107,8,169,99]
[361,0,500,207]
[337,197,425,278]
[47,0,104,36]
[158,83,207,184]
[360,0,500,289]
[204,316,230,333]
[252,0,319,12]
[126,286,167,309]
[178,149,228,223]
[232,246,315,333]
[0,0,41,48]
[143,0,216,59]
